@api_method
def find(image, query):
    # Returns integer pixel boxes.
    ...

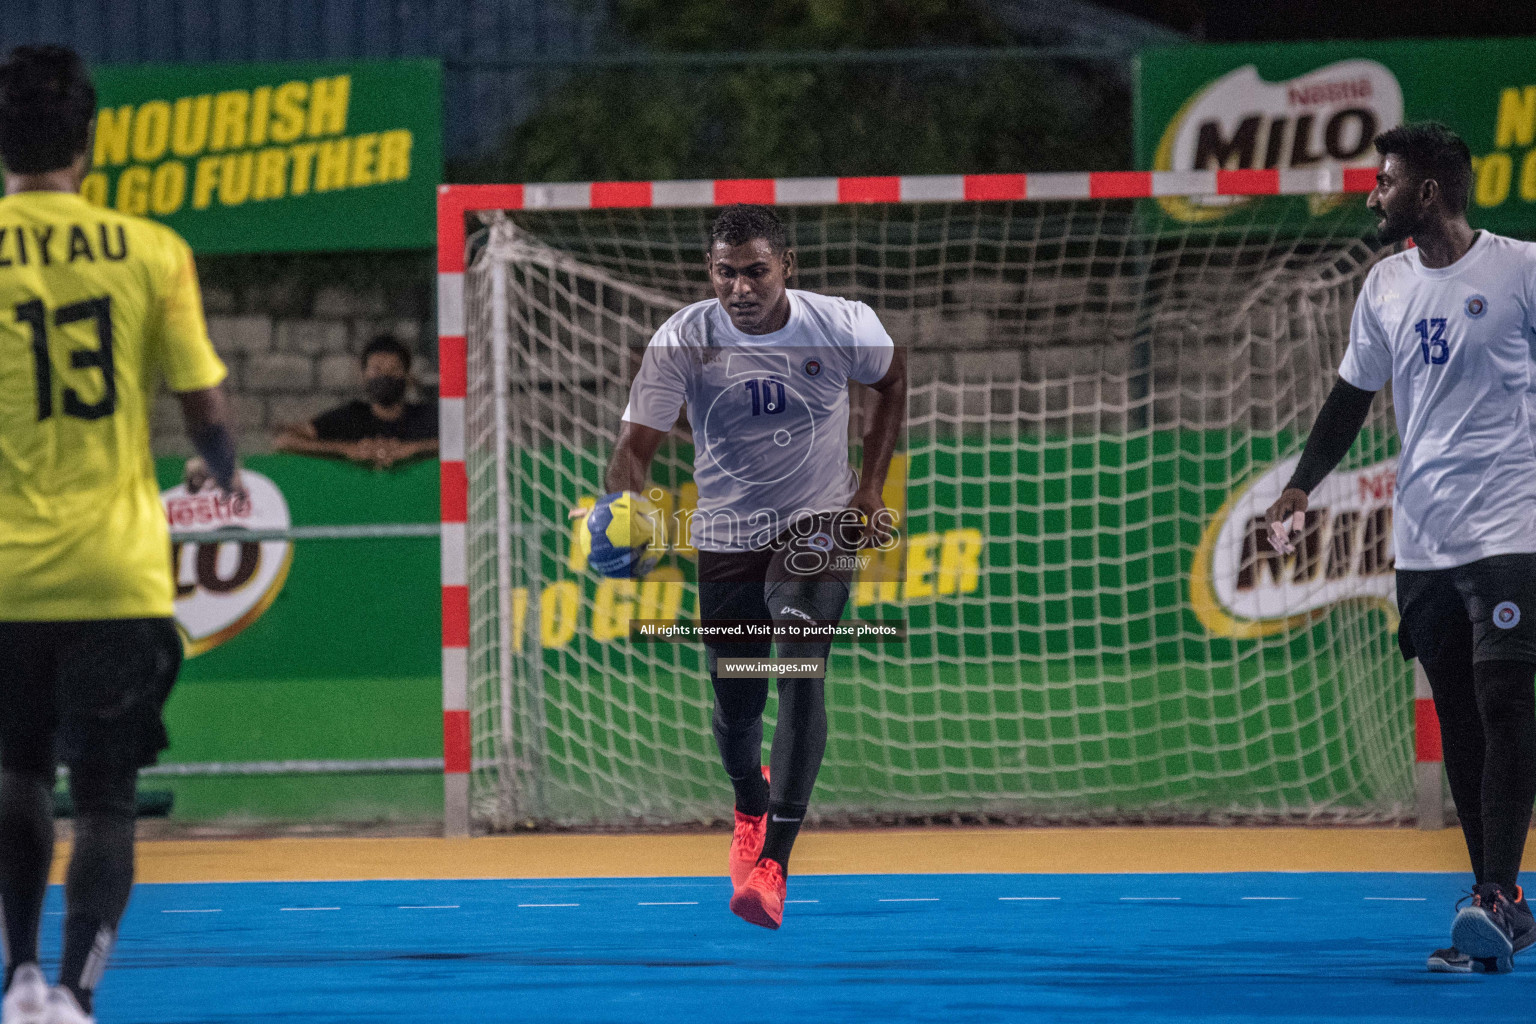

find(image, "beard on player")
[1368,185,1420,247]
[1366,153,1444,249]
[1371,202,1419,247]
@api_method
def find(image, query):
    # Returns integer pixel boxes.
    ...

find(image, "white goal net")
[462,192,1411,829]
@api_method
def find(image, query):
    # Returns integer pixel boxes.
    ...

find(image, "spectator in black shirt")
[275,335,438,468]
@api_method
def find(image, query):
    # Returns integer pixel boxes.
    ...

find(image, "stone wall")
[165,242,1367,458]
[152,275,433,456]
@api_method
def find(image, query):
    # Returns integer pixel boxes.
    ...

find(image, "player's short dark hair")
[710,205,789,254]
[0,45,96,175]
[1374,122,1473,215]
[360,334,412,372]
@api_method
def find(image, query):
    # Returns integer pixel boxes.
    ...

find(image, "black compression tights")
[710,675,828,871]
[0,769,54,989]
[59,769,137,1014]
[0,768,136,1014]
[0,767,135,1019]
[1422,658,1536,889]
[707,571,845,874]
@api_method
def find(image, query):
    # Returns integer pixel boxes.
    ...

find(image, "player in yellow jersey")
[0,46,241,1024]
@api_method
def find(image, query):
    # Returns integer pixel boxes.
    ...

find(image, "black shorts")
[697,512,859,664]
[1396,553,1536,666]
[0,617,183,775]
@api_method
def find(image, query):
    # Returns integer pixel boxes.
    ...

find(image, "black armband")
[1285,378,1376,496]
[189,422,239,491]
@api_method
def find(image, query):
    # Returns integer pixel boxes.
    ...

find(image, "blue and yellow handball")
[578,491,664,579]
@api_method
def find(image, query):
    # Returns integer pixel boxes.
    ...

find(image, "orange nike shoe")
[730,858,786,930]
[728,766,770,891]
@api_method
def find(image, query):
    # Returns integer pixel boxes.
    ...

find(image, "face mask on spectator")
[365,374,408,406]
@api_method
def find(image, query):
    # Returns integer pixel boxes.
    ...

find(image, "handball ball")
[581,491,663,579]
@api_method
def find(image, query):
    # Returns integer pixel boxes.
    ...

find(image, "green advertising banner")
[1136,37,1536,235]
[84,59,441,253]
[151,455,442,820]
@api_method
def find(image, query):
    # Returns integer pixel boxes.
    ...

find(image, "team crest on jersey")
[1466,294,1488,319]
[803,358,822,376]
[805,531,834,552]
[1494,601,1521,629]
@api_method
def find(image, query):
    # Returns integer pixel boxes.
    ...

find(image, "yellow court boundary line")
[47,827,1500,884]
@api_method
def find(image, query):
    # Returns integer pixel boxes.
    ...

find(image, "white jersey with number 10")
[622,288,894,553]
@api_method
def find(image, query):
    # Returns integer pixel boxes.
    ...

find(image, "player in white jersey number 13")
[1266,123,1536,974]
[606,205,906,929]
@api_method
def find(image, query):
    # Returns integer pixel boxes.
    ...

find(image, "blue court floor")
[39,872,1536,1023]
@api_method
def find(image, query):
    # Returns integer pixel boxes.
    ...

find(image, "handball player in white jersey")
[605,205,906,929]
[1266,123,1536,973]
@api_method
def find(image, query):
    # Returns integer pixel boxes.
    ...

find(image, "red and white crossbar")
[434,167,1379,837]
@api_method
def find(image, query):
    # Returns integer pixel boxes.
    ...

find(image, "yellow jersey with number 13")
[0,189,226,621]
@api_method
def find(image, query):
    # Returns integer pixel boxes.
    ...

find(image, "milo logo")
[1155,60,1403,222]
[1190,455,1398,638]
[161,470,292,656]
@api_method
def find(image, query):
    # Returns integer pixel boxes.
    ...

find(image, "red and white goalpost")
[435,168,1444,838]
